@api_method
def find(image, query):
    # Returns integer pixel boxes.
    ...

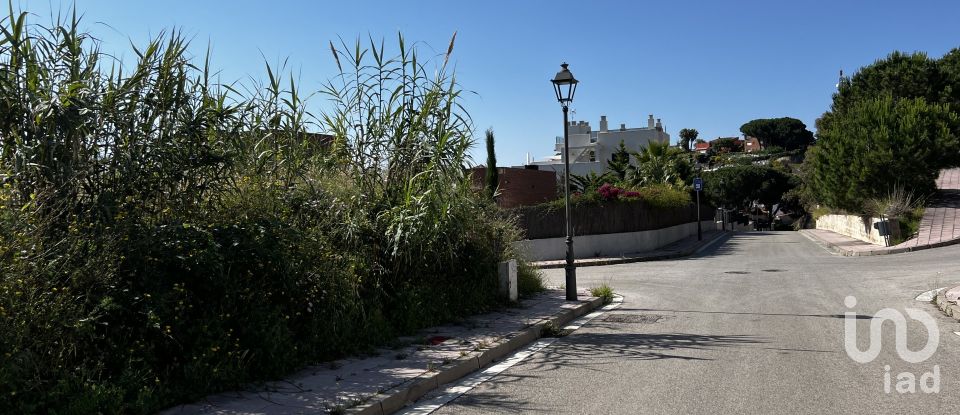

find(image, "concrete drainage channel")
[392,296,624,415]
[346,295,616,415]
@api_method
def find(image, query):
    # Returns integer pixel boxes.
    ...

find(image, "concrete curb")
[934,291,960,323]
[799,229,960,257]
[345,296,605,415]
[533,231,730,269]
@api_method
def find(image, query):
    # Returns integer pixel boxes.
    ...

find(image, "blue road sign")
[694,177,703,192]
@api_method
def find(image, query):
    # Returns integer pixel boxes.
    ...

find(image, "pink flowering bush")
[597,183,623,200]
[596,184,642,201]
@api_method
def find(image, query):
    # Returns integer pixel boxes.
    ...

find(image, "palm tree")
[570,171,613,193]
[679,128,698,151]
[628,140,689,187]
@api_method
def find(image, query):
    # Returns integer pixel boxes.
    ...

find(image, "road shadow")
[439,331,767,413]
[690,231,808,260]
[526,332,765,375]
[617,307,874,320]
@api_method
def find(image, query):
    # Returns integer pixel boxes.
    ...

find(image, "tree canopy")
[831,51,943,115]
[710,137,741,153]
[702,165,796,213]
[739,117,814,150]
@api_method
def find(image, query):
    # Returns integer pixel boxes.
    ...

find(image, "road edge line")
[349,295,607,415]
[394,296,624,415]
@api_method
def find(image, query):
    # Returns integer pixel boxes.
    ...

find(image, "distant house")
[694,142,711,154]
[529,114,671,177]
[744,136,762,153]
[469,166,557,209]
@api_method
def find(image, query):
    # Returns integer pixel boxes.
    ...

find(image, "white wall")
[533,161,602,178]
[594,128,668,163]
[515,220,718,261]
[816,214,899,246]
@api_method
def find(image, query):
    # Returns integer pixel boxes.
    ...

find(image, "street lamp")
[551,62,579,301]
[719,179,726,231]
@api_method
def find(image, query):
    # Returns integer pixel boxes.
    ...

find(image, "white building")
[530,114,670,176]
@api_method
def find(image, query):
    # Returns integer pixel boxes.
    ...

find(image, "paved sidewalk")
[532,230,728,269]
[161,291,601,415]
[802,168,960,256]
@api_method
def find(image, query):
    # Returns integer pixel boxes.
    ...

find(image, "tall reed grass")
[0,7,525,414]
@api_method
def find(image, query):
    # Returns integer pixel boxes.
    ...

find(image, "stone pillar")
[498,259,518,302]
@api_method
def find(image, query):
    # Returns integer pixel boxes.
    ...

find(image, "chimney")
[656,118,662,131]
[648,114,655,129]
[599,115,608,132]
[620,123,626,131]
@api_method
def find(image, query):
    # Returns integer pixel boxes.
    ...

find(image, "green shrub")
[626,183,691,209]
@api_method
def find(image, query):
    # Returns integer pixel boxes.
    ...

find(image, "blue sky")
[20,1,960,166]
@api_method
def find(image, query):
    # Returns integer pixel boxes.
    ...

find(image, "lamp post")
[551,63,579,301]
[719,179,726,231]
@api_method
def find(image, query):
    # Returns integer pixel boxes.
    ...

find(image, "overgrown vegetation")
[0,9,530,414]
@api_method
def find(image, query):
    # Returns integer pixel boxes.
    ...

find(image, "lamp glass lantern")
[551,63,578,107]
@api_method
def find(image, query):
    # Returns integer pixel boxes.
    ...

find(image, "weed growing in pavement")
[518,261,547,297]
[590,283,616,304]
[539,322,572,338]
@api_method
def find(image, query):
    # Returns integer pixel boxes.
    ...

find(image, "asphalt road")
[430,231,960,414]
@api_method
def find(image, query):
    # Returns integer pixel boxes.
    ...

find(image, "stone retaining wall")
[815,214,899,246]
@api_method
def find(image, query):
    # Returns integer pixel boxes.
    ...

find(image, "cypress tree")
[485,128,498,198]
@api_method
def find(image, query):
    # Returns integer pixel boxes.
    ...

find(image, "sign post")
[693,177,703,241]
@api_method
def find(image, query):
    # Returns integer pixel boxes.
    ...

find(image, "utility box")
[498,259,518,302]
[873,220,891,236]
